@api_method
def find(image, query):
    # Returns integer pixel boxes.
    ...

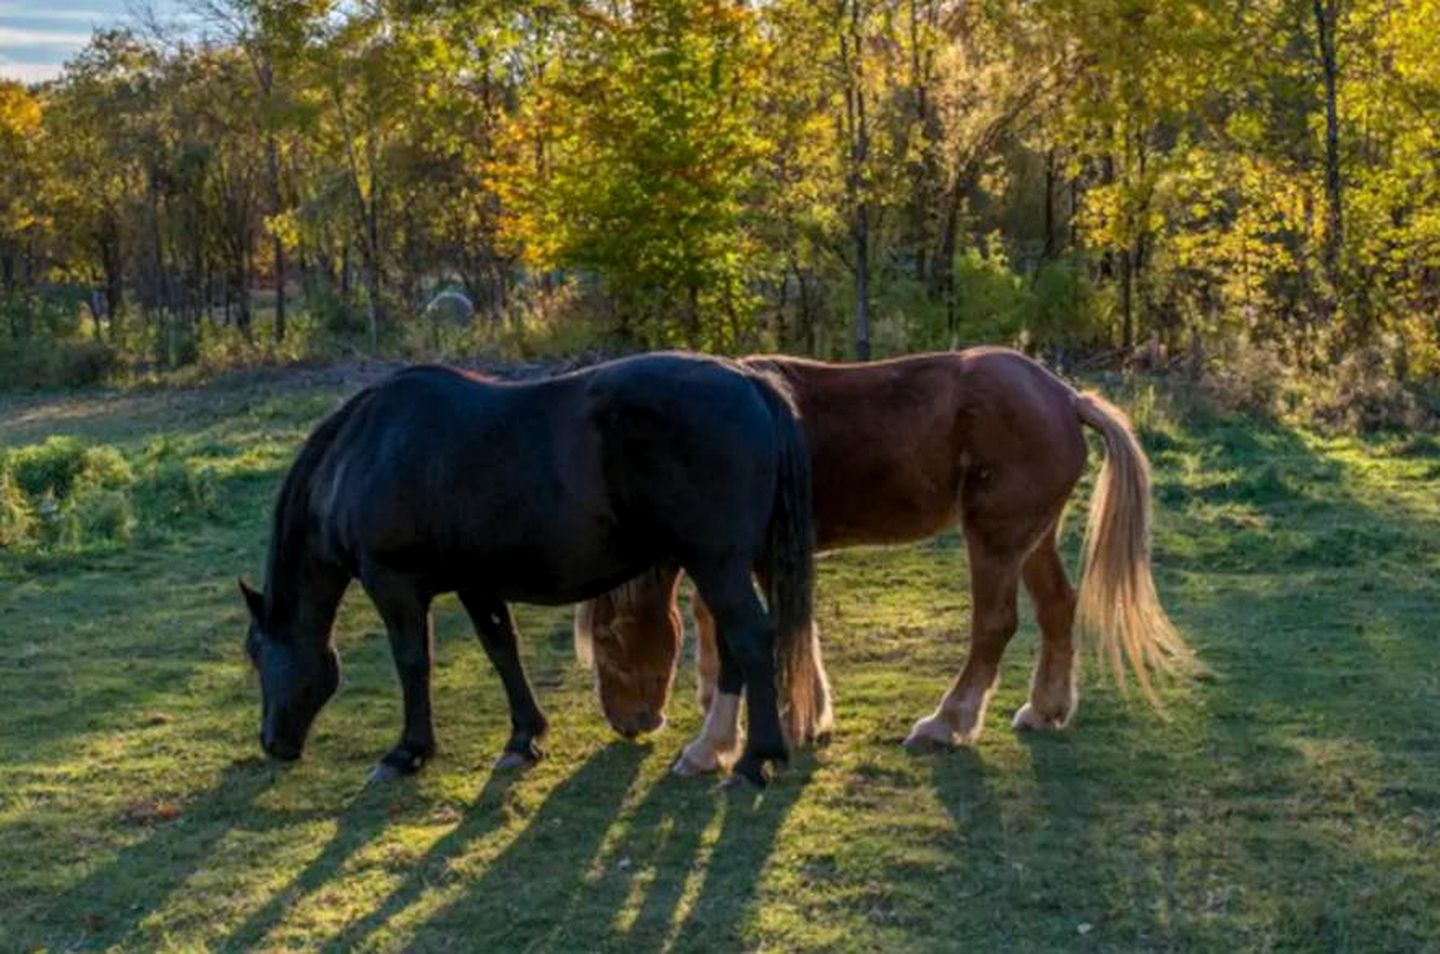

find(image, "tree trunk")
[273,238,286,343]
[1314,0,1343,318]
[933,183,963,327]
[793,260,815,355]
[267,134,287,344]
[1120,247,1134,351]
[362,206,382,350]
[1042,147,1058,261]
[854,208,871,361]
[842,0,872,361]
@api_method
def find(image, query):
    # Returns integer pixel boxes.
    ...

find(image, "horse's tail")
[750,370,819,743]
[1073,391,1194,704]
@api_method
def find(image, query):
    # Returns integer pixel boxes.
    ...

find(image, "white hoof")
[672,742,722,777]
[902,715,961,753]
[1011,701,1072,732]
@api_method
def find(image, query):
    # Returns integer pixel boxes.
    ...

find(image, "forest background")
[0,0,1436,430]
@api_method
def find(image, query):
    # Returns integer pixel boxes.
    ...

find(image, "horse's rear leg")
[695,589,833,746]
[903,547,1021,751]
[364,571,437,781]
[1012,528,1079,731]
[680,565,787,786]
[458,589,549,770]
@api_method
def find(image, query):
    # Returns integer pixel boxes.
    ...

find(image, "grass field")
[2,368,1438,952]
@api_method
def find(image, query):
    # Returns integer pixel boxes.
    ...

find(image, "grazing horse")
[238,353,816,787]
[575,348,1192,773]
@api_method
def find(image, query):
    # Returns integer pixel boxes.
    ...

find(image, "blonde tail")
[1074,392,1194,704]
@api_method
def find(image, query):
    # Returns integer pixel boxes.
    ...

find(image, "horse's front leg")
[693,593,720,714]
[459,590,549,770]
[365,571,437,781]
[685,565,787,787]
[702,583,834,748]
[674,619,744,777]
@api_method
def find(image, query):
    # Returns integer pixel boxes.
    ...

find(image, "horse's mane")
[261,385,374,632]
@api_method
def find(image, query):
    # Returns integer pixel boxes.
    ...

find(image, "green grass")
[2,373,1438,952]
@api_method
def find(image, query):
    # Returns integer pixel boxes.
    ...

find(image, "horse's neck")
[265,546,349,647]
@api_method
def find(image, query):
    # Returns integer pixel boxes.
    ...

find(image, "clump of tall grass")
[0,435,218,553]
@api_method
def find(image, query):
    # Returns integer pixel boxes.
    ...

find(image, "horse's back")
[584,352,785,556]
[309,355,787,601]
[749,349,1086,547]
[315,366,616,587]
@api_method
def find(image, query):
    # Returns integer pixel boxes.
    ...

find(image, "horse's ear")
[238,578,264,620]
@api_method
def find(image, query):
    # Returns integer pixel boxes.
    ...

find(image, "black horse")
[239,353,815,787]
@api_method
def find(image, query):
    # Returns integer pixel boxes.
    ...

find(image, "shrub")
[1191,342,1294,420]
[138,440,219,519]
[0,435,222,552]
[8,437,134,500]
[59,487,136,547]
[1307,345,1432,434]
[0,337,116,390]
[0,471,36,549]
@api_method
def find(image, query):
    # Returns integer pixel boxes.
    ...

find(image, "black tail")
[749,370,819,740]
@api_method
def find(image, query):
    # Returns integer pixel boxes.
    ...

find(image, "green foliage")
[7,436,133,500]
[879,251,1103,354]
[0,335,116,390]
[136,438,220,520]
[0,469,35,547]
[0,0,1436,388]
[0,433,223,552]
[495,0,772,348]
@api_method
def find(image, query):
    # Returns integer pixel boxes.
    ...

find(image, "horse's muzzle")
[618,710,666,739]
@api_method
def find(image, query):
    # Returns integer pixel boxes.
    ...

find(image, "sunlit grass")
[1,373,1438,951]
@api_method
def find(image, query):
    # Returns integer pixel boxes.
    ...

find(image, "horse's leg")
[458,589,548,770]
[364,571,437,780]
[803,620,836,745]
[674,609,744,776]
[681,564,787,785]
[903,544,1023,751]
[693,593,720,713]
[729,567,833,747]
[1012,527,1079,731]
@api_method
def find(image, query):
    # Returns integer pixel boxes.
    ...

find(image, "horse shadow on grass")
[36,758,276,950]
[317,741,650,951]
[216,766,485,951]
[330,743,812,952]
[919,418,1440,949]
[622,756,810,952]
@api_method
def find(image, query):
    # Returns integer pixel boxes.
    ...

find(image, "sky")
[0,0,179,83]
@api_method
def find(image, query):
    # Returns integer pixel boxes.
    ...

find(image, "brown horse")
[575,347,1192,774]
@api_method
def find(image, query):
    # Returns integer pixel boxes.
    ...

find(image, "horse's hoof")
[1011,702,1067,732]
[367,762,403,785]
[671,749,719,778]
[371,745,429,783]
[732,754,772,789]
[902,717,958,754]
[712,773,748,793]
[494,750,537,772]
